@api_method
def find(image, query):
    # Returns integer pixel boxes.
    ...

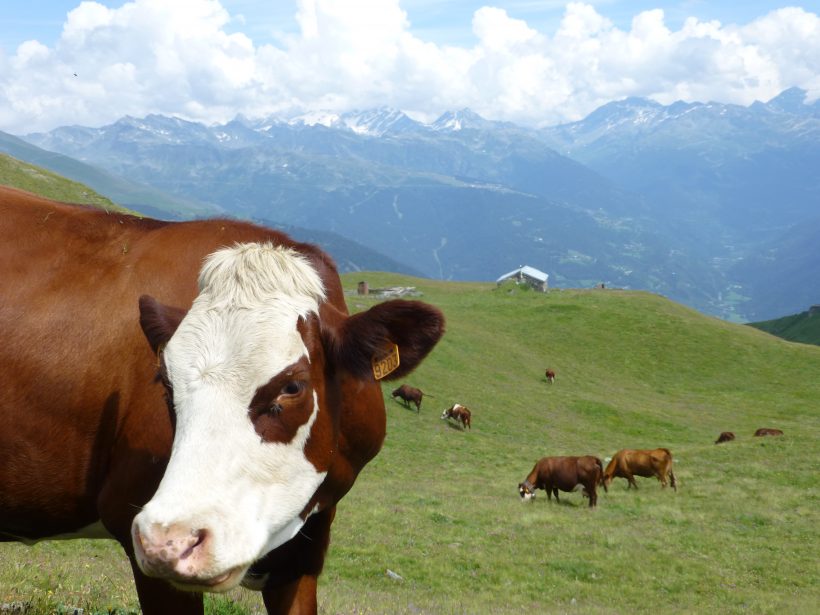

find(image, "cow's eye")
[281,381,305,397]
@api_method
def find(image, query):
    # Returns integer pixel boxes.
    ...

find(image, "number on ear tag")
[372,343,400,380]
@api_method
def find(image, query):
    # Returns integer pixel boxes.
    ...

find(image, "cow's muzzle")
[131,522,245,591]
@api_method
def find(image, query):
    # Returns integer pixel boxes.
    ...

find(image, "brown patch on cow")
[248,358,315,445]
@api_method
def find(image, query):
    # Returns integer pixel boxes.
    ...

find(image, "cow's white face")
[518,483,536,501]
[132,244,330,591]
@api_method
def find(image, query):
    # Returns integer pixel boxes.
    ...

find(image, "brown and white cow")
[545,369,556,383]
[518,456,605,507]
[0,186,445,614]
[715,431,736,444]
[391,383,424,411]
[440,403,471,429]
[602,448,677,491]
[754,428,783,437]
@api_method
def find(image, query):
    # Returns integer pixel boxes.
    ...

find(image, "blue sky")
[4,1,814,49]
[1,1,818,132]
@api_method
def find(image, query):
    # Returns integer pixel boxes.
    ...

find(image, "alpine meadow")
[2,1,820,613]
[2,272,818,614]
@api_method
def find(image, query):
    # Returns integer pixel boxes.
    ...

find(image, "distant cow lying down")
[518,456,605,507]
[391,384,424,411]
[715,431,735,444]
[603,448,677,491]
[754,428,783,437]
[441,403,471,429]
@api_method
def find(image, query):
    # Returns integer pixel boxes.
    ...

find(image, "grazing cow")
[545,369,556,383]
[391,384,424,411]
[440,403,471,429]
[518,456,605,508]
[0,186,445,615]
[715,431,736,444]
[602,448,677,491]
[754,428,784,437]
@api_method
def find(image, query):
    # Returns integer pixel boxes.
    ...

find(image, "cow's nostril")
[180,528,208,560]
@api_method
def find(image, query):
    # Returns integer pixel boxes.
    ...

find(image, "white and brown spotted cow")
[440,403,471,429]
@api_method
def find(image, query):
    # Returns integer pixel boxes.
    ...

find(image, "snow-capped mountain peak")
[288,111,342,129]
[339,107,422,136]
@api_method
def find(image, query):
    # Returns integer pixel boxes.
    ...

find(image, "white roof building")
[496,266,549,291]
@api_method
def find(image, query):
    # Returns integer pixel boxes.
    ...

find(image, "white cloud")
[0,0,818,133]
[473,7,539,52]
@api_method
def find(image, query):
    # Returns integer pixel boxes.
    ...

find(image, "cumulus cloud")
[0,0,818,133]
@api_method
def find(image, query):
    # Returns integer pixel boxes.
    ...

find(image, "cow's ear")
[138,295,188,354]
[330,299,445,381]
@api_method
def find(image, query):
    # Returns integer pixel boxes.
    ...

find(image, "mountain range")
[5,87,819,322]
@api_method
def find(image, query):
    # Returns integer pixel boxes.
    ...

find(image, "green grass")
[0,154,136,214]
[2,275,818,614]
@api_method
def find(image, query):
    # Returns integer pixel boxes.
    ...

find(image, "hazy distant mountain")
[0,128,218,218]
[0,145,421,277]
[731,215,820,322]
[541,88,820,236]
[540,87,820,319]
[18,89,820,321]
[23,110,676,292]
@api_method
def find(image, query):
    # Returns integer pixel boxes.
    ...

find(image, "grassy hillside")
[0,153,134,213]
[749,308,820,346]
[1,276,818,614]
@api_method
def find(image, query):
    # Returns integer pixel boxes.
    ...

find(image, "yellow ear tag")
[371,343,400,380]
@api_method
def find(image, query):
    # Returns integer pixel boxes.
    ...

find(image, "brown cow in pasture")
[545,369,556,383]
[440,403,472,429]
[518,456,605,507]
[0,186,445,615]
[602,448,677,491]
[715,431,736,444]
[391,383,424,411]
[754,428,783,437]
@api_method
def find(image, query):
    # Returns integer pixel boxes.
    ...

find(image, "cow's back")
[577,455,603,481]
[535,456,574,490]
[1,191,165,538]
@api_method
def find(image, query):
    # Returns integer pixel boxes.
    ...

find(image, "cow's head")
[518,481,536,501]
[132,243,443,591]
